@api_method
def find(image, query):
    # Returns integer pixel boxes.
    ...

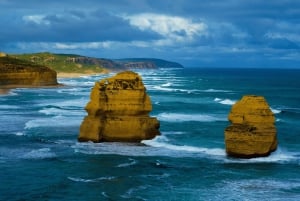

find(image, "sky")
[0,0,299,68]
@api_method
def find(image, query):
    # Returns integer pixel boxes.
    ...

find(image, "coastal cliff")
[78,71,160,142]
[225,95,277,158]
[115,58,184,68]
[0,56,58,87]
[12,53,184,75]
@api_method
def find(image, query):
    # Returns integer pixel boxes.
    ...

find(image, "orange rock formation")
[0,56,58,87]
[225,95,277,158]
[78,71,160,142]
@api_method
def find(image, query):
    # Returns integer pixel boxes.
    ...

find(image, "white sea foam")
[214,98,236,105]
[162,131,186,135]
[25,115,82,129]
[14,132,25,136]
[270,107,282,114]
[204,89,232,93]
[225,148,298,164]
[39,107,84,116]
[72,140,225,158]
[39,98,88,108]
[157,112,226,122]
[68,176,116,183]
[21,148,56,159]
[57,87,88,96]
[161,82,172,87]
[116,158,138,168]
[142,136,226,157]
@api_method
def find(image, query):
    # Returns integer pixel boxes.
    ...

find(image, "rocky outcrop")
[0,56,58,87]
[225,95,277,158]
[78,71,160,142]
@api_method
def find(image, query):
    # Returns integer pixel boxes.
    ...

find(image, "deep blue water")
[1,68,300,201]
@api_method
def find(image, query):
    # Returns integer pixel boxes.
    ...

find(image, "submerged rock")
[78,71,160,142]
[224,95,277,158]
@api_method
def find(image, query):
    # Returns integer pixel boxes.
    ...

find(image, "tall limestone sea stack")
[225,95,277,158]
[78,71,160,142]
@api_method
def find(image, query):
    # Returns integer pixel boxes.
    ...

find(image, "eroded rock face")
[0,56,58,87]
[225,95,277,158]
[78,71,160,142]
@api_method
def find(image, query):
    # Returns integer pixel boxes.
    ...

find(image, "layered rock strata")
[78,71,160,142]
[225,95,277,158]
[0,56,58,87]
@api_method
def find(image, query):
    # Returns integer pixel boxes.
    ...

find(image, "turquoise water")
[1,68,300,201]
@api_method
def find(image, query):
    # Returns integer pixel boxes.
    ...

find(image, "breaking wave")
[157,112,226,122]
[214,98,236,105]
[68,176,116,183]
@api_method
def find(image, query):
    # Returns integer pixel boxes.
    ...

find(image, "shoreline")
[0,71,110,94]
[57,72,95,78]
[57,70,110,78]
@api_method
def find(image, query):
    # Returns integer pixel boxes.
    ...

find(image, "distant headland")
[10,52,183,77]
[0,53,58,92]
[0,51,183,92]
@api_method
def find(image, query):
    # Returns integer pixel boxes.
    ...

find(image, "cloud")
[22,15,50,25]
[124,13,207,45]
[0,0,300,67]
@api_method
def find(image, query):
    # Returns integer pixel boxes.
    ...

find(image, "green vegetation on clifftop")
[12,52,116,74]
[11,52,184,74]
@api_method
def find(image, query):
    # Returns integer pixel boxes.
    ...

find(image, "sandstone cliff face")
[78,71,160,142]
[225,95,277,158]
[0,56,58,87]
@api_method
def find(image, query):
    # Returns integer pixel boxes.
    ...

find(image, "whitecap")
[224,148,298,164]
[38,107,84,116]
[161,82,172,87]
[72,140,225,158]
[25,115,82,129]
[21,148,56,159]
[68,176,116,183]
[142,136,226,157]
[162,131,186,135]
[270,107,282,114]
[214,98,236,105]
[14,132,25,136]
[157,112,226,122]
[204,89,232,93]
[116,158,138,168]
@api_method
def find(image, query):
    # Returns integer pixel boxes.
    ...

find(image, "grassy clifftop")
[11,52,184,74]
[12,52,121,74]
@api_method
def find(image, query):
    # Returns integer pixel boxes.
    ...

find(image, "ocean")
[0,68,300,201]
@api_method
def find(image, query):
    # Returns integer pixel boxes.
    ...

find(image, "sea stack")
[224,95,277,158]
[78,71,160,142]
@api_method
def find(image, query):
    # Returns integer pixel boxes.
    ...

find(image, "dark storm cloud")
[0,8,161,43]
[0,0,299,67]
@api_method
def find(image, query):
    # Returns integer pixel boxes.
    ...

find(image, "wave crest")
[157,112,226,122]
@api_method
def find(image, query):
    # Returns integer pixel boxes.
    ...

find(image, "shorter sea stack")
[0,56,58,87]
[78,71,160,142]
[225,95,277,158]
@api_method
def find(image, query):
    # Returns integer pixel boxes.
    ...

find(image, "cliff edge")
[0,56,58,88]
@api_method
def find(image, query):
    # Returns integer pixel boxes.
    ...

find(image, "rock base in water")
[78,71,160,142]
[224,95,277,158]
